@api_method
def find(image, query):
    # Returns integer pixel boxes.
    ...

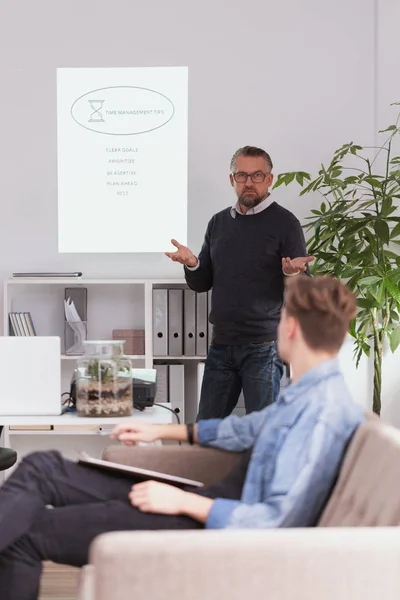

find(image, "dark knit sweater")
[184,202,308,344]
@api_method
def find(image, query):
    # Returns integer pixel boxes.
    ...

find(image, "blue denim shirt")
[197,358,365,529]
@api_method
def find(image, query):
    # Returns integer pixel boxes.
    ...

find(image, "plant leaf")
[382,196,393,216]
[358,276,382,286]
[384,278,400,304]
[389,267,400,283]
[379,125,397,133]
[349,319,357,338]
[295,173,304,186]
[389,326,400,353]
[356,298,379,309]
[390,222,400,240]
[374,219,390,244]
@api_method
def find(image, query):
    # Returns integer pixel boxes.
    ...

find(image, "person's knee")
[22,450,63,473]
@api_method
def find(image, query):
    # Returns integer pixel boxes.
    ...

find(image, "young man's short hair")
[284,276,356,352]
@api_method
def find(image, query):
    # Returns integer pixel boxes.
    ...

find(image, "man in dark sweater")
[166,146,314,419]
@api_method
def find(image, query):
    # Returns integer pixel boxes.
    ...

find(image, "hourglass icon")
[88,99,105,123]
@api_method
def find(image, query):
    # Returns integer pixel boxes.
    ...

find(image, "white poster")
[57,67,188,253]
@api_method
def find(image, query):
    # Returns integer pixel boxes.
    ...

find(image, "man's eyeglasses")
[232,171,271,183]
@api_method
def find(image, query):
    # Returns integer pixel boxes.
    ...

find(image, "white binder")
[153,289,168,356]
[196,292,208,356]
[184,289,196,356]
[169,364,185,423]
[196,362,205,412]
[168,289,183,356]
[154,364,169,403]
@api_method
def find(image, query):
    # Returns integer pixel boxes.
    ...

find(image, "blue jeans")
[196,341,284,420]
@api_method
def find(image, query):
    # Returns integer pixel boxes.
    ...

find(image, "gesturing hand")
[129,481,187,515]
[165,239,198,268]
[110,422,161,445]
[282,255,315,275]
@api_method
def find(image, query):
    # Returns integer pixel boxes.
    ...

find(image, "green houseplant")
[274,103,400,415]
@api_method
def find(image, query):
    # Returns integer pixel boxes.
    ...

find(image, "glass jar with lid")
[75,340,133,417]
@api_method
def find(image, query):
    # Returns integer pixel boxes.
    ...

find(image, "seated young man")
[0,276,364,599]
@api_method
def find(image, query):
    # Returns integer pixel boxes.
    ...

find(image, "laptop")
[0,337,62,416]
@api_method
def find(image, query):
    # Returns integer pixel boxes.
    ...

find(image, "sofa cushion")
[319,421,400,526]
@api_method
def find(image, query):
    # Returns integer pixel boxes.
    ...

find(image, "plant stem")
[383,139,392,201]
[373,328,383,416]
[372,298,390,416]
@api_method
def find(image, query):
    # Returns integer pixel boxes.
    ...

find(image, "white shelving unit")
[2,277,207,428]
[1,277,208,475]
[60,354,146,361]
[4,278,152,368]
[0,408,175,427]
[3,277,208,369]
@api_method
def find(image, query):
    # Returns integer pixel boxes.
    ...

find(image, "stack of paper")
[64,297,86,354]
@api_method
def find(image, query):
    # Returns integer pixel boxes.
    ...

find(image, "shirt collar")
[279,358,341,404]
[230,194,274,218]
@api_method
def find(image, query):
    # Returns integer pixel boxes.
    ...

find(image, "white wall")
[0,0,399,420]
[375,0,400,425]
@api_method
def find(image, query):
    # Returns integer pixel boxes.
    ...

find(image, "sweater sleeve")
[280,215,307,258]
[281,216,311,276]
[184,217,214,293]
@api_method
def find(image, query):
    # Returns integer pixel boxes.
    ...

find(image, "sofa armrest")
[102,445,242,486]
[78,565,94,600]
[86,529,400,600]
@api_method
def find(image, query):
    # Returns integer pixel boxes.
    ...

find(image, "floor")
[39,563,79,600]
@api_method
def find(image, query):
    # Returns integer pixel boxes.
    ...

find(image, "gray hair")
[230,146,273,172]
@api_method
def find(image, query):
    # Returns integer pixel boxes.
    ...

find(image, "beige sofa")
[69,419,400,600]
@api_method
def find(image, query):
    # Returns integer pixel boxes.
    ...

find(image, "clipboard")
[78,452,204,488]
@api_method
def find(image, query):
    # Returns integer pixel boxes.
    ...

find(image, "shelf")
[6,278,149,285]
[61,355,205,361]
[61,354,146,361]
[0,404,173,426]
[8,430,111,436]
[146,279,186,285]
[153,356,207,360]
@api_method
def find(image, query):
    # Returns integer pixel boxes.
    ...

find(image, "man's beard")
[238,189,264,209]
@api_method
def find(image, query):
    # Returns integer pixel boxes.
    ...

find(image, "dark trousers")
[0,451,207,600]
[197,341,284,420]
